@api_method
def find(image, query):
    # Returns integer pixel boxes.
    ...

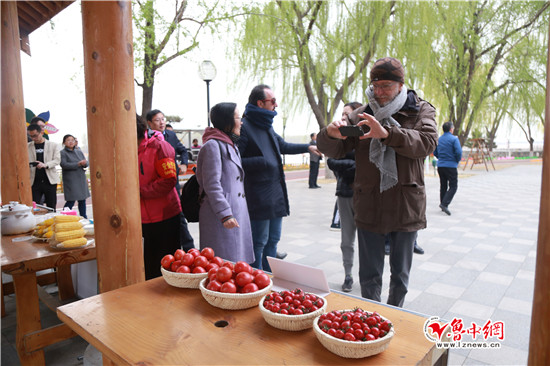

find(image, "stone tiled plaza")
[1,161,542,365]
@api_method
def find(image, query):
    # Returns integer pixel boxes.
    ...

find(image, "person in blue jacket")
[238,84,321,271]
[434,121,462,216]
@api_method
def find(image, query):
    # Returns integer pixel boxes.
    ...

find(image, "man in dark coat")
[147,109,195,251]
[317,58,438,307]
[238,85,321,271]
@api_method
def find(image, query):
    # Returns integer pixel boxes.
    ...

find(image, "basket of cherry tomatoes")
[259,288,327,331]
[160,247,220,289]
[199,261,272,310]
[313,308,394,358]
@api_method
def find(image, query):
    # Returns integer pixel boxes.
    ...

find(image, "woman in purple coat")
[196,103,254,264]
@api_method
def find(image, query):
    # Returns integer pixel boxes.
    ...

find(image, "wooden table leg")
[56,265,75,301]
[1,276,5,318]
[13,272,45,365]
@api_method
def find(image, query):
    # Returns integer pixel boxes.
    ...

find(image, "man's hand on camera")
[357,113,389,140]
[326,120,348,139]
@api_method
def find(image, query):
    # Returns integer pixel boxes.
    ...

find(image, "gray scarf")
[366,85,408,192]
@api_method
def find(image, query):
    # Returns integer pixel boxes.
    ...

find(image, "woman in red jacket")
[137,116,181,279]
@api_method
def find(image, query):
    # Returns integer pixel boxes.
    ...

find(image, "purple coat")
[196,132,254,263]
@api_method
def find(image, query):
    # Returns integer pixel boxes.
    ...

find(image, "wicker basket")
[199,278,273,310]
[161,267,208,289]
[258,294,327,331]
[312,311,395,358]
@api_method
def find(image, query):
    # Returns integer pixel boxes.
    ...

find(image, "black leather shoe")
[439,204,451,216]
[276,251,287,260]
[414,242,425,255]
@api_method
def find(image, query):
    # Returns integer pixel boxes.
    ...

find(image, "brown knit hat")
[370,57,404,83]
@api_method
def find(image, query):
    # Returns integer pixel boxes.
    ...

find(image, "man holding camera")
[27,124,61,210]
[317,57,438,307]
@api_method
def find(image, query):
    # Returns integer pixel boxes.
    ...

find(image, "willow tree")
[234,1,396,128]
[133,0,235,117]
[413,1,549,145]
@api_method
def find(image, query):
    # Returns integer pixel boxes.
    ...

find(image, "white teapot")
[1,202,36,235]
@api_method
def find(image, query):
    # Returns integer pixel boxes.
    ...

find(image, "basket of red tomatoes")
[313,308,394,358]
[199,261,272,310]
[259,288,327,331]
[160,247,220,289]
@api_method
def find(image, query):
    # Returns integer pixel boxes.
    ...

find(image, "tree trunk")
[141,83,154,118]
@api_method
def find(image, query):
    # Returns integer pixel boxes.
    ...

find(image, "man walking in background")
[309,132,322,188]
[434,121,462,216]
[238,84,321,271]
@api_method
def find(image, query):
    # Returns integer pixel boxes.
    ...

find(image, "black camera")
[29,162,39,167]
[338,125,370,137]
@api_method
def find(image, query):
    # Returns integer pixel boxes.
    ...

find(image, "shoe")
[309,186,321,189]
[315,185,321,188]
[439,204,451,216]
[385,243,390,255]
[330,224,341,231]
[414,242,425,255]
[342,276,353,292]
[276,251,287,260]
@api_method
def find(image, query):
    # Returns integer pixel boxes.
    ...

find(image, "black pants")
[142,214,181,280]
[309,160,320,187]
[438,167,458,207]
[32,181,57,211]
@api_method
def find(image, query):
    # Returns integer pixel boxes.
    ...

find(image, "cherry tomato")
[302,299,313,309]
[170,260,182,272]
[161,254,175,270]
[176,265,190,273]
[200,247,215,260]
[241,282,259,293]
[220,282,237,293]
[354,329,364,340]
[379,320,392,332]
[222,261,234,270]
[234,261,253,274]
[370,327,380,338]
[206,279,222,291]
[366,333,376,341]
[174,249,185,261]
[335,329,345,339]
[205,263,219,272]
[320,319,332,328]
[331,321,340,329]
[344,333,356,341]
[366,317,377,327]
[216,266,233,283]
[280,309,289,315]
[235,271,253,287]
[252,269,265,276]
[341,320,351,330]
[193,255,209,269]
[181,253,194,267]
[187,248,201,258]
[328,328,337,337]
[254,273,270,289]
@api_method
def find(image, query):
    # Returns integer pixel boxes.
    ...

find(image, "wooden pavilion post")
[1,1,32,205]
[81,1,144,294]
[528,20,550,365]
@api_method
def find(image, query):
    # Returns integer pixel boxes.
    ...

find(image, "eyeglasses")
[261,98,277,104]
[152,118,166,123]
[370,82,397,92]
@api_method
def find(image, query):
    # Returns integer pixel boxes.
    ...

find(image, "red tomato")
[173,249,185,261]
[328,328,337,337]
[344,333,356,341]
[241,282,259,293]
[205,263,219,272]
[335,329,345,339]
[161,254,175,270]
[366,333,376,341]
[200,247,215,260]
[176,265,190,273]
[192,266,206,273]
[379,320,392,332]
[235,271,253,287]
[206,279,222,291]
[370,327,380,338]
[366,317,377,327]
[194,255,209,269]
[216,266,233,283]
[170,260,182,272]
[222,261,234,270]
[254,273,270,289]
[181,253,194,267]
[187,249,201,258]
[354,329,364,340]
[211,256,224,267]
[220,282,237,293]
[234,261,253,274]
[252,269,265,276]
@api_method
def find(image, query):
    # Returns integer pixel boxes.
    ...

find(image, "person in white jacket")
[27,124,60,210]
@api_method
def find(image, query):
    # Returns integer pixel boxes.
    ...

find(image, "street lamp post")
[198,60,217,127]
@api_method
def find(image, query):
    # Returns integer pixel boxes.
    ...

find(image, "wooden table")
[58,277,448,365]
[1,233,96,365]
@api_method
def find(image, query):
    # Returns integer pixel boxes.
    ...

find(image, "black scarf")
[243,103,277,130]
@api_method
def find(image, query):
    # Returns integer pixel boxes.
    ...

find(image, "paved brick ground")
[2,161,542,365]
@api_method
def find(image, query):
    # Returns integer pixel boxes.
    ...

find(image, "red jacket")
[138,130,181,224]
